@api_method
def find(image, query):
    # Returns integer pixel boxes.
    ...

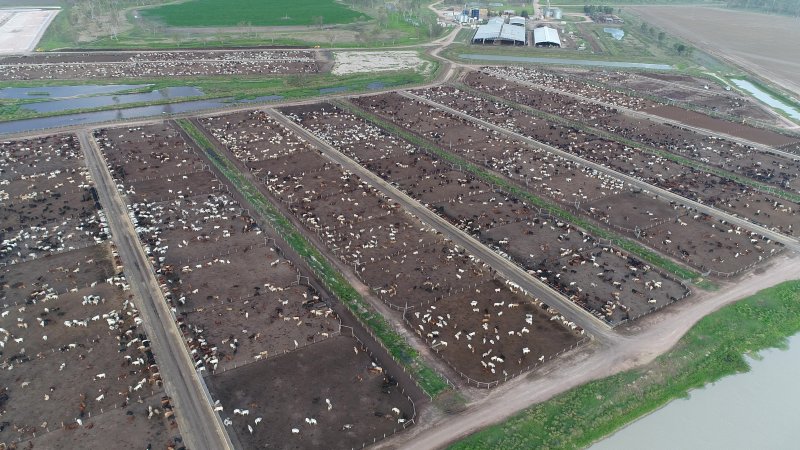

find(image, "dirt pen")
[208,332,416,450]
[195,108,585,389]
[0,130,185,449]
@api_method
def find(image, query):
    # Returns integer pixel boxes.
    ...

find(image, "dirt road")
[383,253,798,449]
[78,130,234,450]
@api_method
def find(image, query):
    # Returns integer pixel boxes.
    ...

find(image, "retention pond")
[592,333,800,449]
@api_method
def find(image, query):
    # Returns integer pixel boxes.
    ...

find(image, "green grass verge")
[335,100,700,281]
[140,0,366,27]
[451,279,800,449]
[177,118,449,398]
[456,83,800,205]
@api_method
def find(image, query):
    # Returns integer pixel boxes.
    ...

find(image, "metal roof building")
[472,17,527,45]
[533,26,561,47]
[508,16,526,27]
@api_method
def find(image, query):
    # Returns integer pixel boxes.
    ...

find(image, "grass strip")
[335,100,700,281]
[455,82,800,204]
[450,279,800,449]
[176,118,450,398]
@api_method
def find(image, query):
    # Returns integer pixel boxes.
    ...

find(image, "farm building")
[472,17,527,45]
[533,26,561,47]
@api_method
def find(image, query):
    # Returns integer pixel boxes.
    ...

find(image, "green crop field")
[140,0,368,27]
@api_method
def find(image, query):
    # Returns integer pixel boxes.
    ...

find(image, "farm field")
[140,0,367,27]
[196,109,584,386]
[629,6,800,97]
[282,103,691,323]
[0,131,178,448]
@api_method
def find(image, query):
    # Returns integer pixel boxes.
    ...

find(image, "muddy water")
[591,333,800,449]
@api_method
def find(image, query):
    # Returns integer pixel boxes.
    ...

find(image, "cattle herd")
[0,50,322,81]
[2,63,799,449]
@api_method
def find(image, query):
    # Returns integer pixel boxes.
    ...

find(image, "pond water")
[0,84,144,99]
[730,79,800,120]
[603,28,624,40]
[459,54,673,70]
[0,98,232,135]
[591,333,800,450]
[20,86,205,113]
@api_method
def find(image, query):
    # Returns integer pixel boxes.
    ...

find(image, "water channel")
[592,333,800,449]
[459,54,673,70]
[730,79,800,120]
[20,86,205,113]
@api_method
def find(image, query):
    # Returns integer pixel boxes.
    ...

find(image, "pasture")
[140,0,367,27]
[629,6,800,96]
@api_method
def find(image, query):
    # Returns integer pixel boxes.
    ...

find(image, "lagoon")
[592,333,800,450]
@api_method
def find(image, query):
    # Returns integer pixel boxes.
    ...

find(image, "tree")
[674,43,686,55]
[313,16,324,29]
[640,22,648,33]
[658,31,665,43]
[521,9,529,18]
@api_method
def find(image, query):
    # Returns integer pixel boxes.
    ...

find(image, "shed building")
[533,26,561,47]
[472,17,527,45]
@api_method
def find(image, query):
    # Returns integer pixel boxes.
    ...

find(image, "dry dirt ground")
[0,8,58,54]
[628,6,800,97]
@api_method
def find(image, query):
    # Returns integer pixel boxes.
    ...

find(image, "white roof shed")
[533,26,561,46]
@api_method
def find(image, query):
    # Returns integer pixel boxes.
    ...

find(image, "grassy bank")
[451,279,800,449]
[336,100,700,281]
[177,119,450,398]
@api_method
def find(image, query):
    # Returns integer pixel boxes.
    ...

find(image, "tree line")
[725,0,800,16]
